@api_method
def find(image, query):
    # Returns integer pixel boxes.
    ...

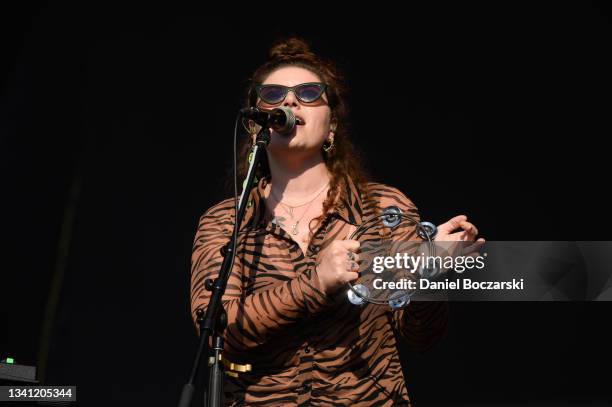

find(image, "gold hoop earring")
[322,136,335,153]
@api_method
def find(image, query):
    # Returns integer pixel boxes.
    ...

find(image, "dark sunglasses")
[255,82,328,105]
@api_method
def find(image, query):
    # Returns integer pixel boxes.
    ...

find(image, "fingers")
[463,238,486,258]
[463,238,486,252]
[459,220,478,237]
[342,239,360,252]
[437,215,483,242]
[320,224,361,290]
[346,270,359,283]
[345,248,359,260]
[344,250,361,273]
[438,216,479,236]
[437,215,468,234]
[345,260,360,272]
[329,244,360,264]
[315,224,365,294]
[341,267,360,283]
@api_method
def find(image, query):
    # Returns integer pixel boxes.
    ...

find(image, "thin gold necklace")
[270,182,330,235]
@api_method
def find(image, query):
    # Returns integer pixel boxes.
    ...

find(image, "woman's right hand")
[315,225,360,295]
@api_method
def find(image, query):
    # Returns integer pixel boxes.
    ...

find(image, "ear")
[329,119,337,133]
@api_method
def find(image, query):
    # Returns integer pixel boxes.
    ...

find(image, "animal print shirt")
[190,174,449,406]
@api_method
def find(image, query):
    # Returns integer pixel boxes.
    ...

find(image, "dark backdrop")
[2,1,611,406]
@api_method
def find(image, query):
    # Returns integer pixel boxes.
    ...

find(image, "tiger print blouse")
[190,174,449,406]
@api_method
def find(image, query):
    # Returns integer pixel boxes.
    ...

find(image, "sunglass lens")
[259,86,286,104]
[296,84,324,102]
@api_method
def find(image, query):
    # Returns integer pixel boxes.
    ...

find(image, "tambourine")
[345,206,439,309]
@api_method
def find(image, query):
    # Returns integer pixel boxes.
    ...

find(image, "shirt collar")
[244,173,365,231]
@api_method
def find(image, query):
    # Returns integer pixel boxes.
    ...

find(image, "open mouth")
[295,114,305,125]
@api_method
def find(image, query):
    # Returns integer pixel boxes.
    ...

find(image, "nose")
[283,89,299,107]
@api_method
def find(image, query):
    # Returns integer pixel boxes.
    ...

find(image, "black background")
[1,1,611,406]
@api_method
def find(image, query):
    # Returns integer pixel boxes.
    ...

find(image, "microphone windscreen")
[274,106,296,135]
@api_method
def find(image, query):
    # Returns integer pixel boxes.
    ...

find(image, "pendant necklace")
[270,181,330,235]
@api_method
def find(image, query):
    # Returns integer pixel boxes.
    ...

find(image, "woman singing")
[190,38,483,406]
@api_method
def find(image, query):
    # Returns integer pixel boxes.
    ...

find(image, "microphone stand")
[178,127,271,407]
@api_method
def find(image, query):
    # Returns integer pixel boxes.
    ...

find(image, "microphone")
[240,106,302,135]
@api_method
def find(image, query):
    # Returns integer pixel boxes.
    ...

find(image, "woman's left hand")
[435,215,485,257]
[435,215,483,242]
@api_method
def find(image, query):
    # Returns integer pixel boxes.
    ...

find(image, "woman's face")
[257,66,332,155]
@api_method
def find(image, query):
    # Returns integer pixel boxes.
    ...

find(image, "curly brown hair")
[229,37,371,236]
